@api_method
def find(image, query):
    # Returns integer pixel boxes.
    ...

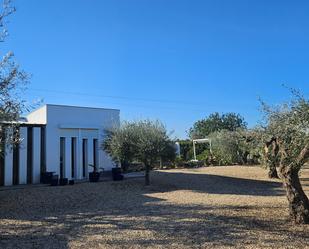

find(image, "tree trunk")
[279,166,309,224]
[243,151,249,164]
[264,139,279,179]
[159,158,163,169]
[145,164,150,186]
[268,166,279,179]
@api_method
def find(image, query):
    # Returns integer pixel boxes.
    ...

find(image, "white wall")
[0,104,121,187]
[39,105,120,180]
[26,106,47,124]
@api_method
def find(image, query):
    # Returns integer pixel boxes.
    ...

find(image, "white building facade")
[0,104,120,186]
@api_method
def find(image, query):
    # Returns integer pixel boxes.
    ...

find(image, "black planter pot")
[112,167,124,181]
[59,178,68,186]
[41,172,54,184]
[89,172,100,182]
[51,175,59,186]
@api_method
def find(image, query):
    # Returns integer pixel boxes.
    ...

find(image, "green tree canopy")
[188,112,247,139]
[260,91,309,224]
[0,0,29,155]
[103,120,176,185]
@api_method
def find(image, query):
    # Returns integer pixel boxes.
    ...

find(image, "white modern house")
[0,104,120,186]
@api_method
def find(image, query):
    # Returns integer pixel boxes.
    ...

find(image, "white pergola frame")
[192,138,212,161]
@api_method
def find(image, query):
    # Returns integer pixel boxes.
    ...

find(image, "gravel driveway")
[0,166,308,249]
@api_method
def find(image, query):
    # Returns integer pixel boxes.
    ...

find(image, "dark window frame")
[82,139,87,178]
[27,127,33,184]
[60,137,65,179]
[40,126,46,174]
[71,137,76,178]
[12,127,20,185]
[0,127,5,186]
[93,139,98,171]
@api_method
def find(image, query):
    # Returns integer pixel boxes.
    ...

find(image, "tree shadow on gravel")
[150,171,285,196]
[0,170,307,248]
[1,202,308,249]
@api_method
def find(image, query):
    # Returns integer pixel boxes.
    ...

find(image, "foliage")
[0,0,29,155]
[209,130,241,165]
[160,140,177,164]
[206,129,259,166]
[103,120,176,185]
[188,112,247,139]
[103,128,137,169]
[176,128,260,167]
[177,139,210,162]
[177,140,192,161]
[260,90,309,224]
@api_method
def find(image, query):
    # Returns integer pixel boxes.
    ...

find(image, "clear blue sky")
[4,0,309,138]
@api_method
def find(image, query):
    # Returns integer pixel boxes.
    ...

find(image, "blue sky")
[4,0,309,138]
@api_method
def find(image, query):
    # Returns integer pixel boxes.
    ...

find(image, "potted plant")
[50,174,59,186]
[59,177,68,186]
[89,164,100,182]
[112,167,124,181]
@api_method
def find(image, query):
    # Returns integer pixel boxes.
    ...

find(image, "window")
[27,127,33,184]
[60,137,65,179]
[71,137,76,178]
[12,128,20,185]
[82,139,88,178]
[93,139,98,171]
[0,126,5,186]
[40,126,46,174]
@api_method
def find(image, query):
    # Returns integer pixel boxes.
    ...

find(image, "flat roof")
[0,121,45,126]
[26,104,120,115]
[45,104,120,111]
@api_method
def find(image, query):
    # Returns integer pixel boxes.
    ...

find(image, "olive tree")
[0,0,29,155]
[103,120,176,185]
[207,129,258,166]
[261,92,309,224]
[250,127,279,178]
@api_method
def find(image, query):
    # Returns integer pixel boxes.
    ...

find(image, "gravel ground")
[0,166,309,249]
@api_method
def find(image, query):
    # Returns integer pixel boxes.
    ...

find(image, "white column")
[32,127,41,184]
[4,129,13,186]
[65,138,72,180]
[19,127,28,184]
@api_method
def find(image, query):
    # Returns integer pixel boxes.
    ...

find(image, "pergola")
[192,138,212,161]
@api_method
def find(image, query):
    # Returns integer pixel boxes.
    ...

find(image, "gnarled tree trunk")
[264,138,279,179]
[279,165,309,224]
[268,166,279,179]
[145,164,150,186]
